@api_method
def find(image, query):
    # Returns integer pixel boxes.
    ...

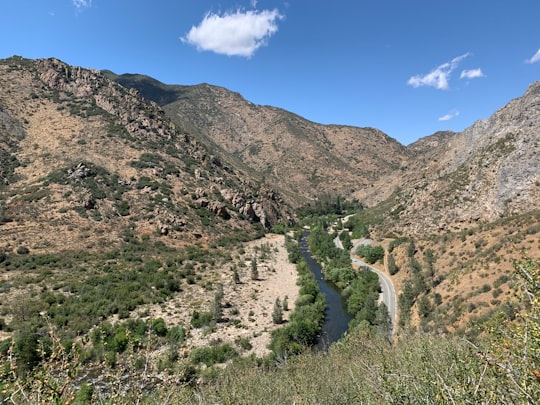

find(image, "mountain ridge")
[106,68,539,238]
[105,71,409,206]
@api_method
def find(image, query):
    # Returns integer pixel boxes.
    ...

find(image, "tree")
[232,265,241,284]
[14,329,41,375]
[417,295,432,318]
[272,298,283,324]
[406,240,416,257]
[356,245,384,264]
[212,283,224,322]
[339,231,353,251]
[250,257,259,280]
[374,302,392,340]
[283,295,289,312]
[387,253,399,275]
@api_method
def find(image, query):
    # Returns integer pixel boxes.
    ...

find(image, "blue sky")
[1,1,540,145]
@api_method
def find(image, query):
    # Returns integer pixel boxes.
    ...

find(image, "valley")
[0,56,538,403]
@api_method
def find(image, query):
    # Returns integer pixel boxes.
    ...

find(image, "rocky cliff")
[363,82,540,237]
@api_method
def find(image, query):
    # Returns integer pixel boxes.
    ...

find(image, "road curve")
[334,237,397,332]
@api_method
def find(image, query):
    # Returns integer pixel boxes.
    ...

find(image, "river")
[299,232,353,350]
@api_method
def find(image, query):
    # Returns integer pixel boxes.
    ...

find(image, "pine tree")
[282,295,289,311]
[232,265,241,284]
[250,257,259,280]
[272,298,283,324]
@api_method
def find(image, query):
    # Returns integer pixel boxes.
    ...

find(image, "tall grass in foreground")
[140,328,529,404]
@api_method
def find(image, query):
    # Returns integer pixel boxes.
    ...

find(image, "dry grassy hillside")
[0,56,293,255]
[107,73,408,205]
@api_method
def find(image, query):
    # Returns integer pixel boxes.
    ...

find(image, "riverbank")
[137,234,300,358]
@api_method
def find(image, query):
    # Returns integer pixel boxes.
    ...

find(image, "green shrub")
[190,311,213,329]
[190,343,237,367]
[356,245,384,264]
[151,318,167,337]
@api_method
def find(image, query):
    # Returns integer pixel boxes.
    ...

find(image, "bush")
[190,343,237,367]
[168,326,186,345]
[151,318,167,337]
[190,311,213,329]
[16,246,29,255]
[356,245,384,264]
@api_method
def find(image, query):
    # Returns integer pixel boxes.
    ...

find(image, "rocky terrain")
[106,70,539,239]
[0,56,294,255]
[369,82,540,237]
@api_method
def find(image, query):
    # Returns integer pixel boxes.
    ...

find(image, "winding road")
[334,236,397,332]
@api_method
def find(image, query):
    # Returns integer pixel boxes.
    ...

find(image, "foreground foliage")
[142,258,540,404]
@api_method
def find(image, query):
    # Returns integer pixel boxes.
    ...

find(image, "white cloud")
[526,48,540,64]
[460,68,484,79]
[407,53,470,90]
[438,110,460,122]
[72,0,92,9]
[181,9,283,58]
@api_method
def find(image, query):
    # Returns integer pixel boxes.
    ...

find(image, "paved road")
[334,236,397,331]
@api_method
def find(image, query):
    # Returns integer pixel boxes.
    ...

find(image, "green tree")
[212,283,224,322]
[417,295,432,318]
[387,253,398,275]
[272,298,283,324]
[374,302,392,340]
[14,330,41,375]
[251,257,259,280]
[356,245,384,264]
[232,265,241,284]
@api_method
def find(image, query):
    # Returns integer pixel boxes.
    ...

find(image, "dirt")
[134,234,299,357]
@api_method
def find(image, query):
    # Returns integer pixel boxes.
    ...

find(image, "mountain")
[0,56,293,255]
[104,72,409,206]
[106,70,539,239]
[372,82,540,237]
[1,56,539,401]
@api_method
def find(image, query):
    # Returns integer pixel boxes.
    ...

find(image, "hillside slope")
[0,56,293,255]
[355,82,540,238]
[105,72,408,205]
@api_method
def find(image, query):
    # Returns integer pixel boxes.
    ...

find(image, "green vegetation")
[190,343,238,367]
[272,298,283,324]
[355,244,384,264]
[269,257,325,359]
[14,254,530,405]
[0,150,20,187]
[344,192,402,238]
[307,224,382,331]
[296,195,362,218]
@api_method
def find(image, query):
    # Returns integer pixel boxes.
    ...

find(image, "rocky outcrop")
[382,81,540,236]
[0,56,295,253]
